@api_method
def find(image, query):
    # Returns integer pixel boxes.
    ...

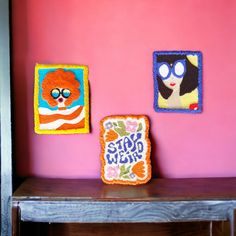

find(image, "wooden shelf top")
[13,177,236,202]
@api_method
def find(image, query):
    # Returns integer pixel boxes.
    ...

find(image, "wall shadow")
[11,0,31,190]
[149,126,164,179]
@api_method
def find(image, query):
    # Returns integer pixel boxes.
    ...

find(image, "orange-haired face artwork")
[35,65,89,134]
[42,69,80,110]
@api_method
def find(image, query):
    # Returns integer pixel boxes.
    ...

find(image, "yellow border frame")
[34,64,90,134]
[100,115,152,185]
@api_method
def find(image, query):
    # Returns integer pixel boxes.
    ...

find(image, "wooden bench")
[12,177,236,236]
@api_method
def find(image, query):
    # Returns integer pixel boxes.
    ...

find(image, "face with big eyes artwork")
[153,51,202,113]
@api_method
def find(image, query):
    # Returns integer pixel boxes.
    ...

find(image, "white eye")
[174,61,185,77]
[158,64,169,78]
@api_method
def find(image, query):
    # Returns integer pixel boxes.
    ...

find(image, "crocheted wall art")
[34,64,89,134]
[100,115,152,185]
[153,51,202,113]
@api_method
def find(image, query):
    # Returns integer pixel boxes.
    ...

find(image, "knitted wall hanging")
[34,64,89,134]
[153,51,202,113]
[100,115,151,185]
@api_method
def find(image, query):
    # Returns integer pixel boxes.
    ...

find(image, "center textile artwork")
[100,115,152,185]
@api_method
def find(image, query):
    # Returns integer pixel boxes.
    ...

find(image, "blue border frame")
[153,51,203,113]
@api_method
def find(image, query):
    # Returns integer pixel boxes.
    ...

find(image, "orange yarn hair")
[42,69,80,107]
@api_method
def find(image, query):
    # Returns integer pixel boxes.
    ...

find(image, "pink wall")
[12,0,236,178]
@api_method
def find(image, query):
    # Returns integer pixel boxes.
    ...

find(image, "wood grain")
[17,200,236,223]
[13,177,236,201]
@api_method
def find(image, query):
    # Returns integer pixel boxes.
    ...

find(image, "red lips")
[170,83,176,86]
[58,98,64,103]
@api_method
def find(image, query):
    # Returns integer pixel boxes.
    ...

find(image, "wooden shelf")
[12,177,236,235]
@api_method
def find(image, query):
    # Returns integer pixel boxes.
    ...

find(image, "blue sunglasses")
[50,88,71,99]
[156,59,186,80]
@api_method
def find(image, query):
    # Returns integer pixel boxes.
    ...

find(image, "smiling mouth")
[170,83,176,87]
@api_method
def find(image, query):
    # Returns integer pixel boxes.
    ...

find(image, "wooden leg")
[229,209,236,236]
[234,209,236,236]
[211,221,230,236]
[12,203,20,236]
